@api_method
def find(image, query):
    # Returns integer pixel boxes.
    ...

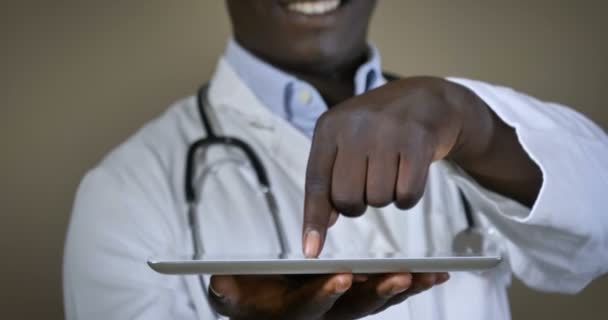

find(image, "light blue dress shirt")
[224,39,385,138]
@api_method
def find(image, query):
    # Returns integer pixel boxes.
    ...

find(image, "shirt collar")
[354,45,383,94]
[223,38,384,136]
[224,39,297,119]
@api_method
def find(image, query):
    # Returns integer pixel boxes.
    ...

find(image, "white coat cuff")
[446,77,605,225]
[443,78,608,292]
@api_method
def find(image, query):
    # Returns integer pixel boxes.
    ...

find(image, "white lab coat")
[63,57,608,320]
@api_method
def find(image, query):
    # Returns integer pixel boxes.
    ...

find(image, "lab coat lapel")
[207,58,312,190]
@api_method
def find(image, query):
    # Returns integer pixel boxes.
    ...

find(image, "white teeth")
[287,0,341,15]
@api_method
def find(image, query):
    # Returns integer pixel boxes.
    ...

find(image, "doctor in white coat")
[63,0,608,319]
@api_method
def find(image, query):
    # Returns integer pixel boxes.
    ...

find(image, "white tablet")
[148,253,502,275]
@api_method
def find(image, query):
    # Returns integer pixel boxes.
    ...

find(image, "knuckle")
[332,196,365,217]
[366,192,393,208]
[400,122,436,149]
[394,190,423,210]
[314,111,334,135]
[344,109,372,133]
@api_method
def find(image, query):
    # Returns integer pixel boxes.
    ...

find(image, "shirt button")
[297,90,312,106]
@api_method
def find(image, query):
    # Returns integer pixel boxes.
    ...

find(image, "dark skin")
[212,0,542,319]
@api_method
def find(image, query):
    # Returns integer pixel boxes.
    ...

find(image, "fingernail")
[209,284,224,300]
[380,284,408,297]
[303,230,321,258]
[334,277,351,294]
[392,285,408,295]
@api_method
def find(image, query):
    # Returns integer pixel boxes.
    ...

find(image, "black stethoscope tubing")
[185,85,271,204]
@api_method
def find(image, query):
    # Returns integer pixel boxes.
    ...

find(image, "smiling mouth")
[283,0,343,15]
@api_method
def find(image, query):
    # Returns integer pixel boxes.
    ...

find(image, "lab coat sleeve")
[63,167,198,320]
[445,77,608,294]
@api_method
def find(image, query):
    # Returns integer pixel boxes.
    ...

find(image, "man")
[63,1,608,319]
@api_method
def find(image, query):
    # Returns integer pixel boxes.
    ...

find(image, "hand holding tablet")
[205,271,449,319]
[149,253,500,319]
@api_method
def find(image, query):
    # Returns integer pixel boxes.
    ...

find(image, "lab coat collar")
[207,58,277,132]
[207,58,312,188]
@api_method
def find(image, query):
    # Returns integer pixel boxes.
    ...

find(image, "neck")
[271,52,368,107]
[289,58,363,107]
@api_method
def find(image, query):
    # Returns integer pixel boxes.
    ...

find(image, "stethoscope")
[185,82,485,315]
[185,85,288,259]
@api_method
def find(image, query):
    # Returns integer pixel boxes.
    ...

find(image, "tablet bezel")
[148,255,502,275]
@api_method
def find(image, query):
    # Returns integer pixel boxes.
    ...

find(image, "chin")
[228,0,374,74]
[278,34,367,74]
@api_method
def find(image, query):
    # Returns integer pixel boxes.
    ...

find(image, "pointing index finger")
[303,124,337,258]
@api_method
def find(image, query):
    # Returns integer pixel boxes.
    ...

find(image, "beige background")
[1,0,607,319]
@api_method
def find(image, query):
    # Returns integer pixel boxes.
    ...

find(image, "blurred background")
[1,0,606,318]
